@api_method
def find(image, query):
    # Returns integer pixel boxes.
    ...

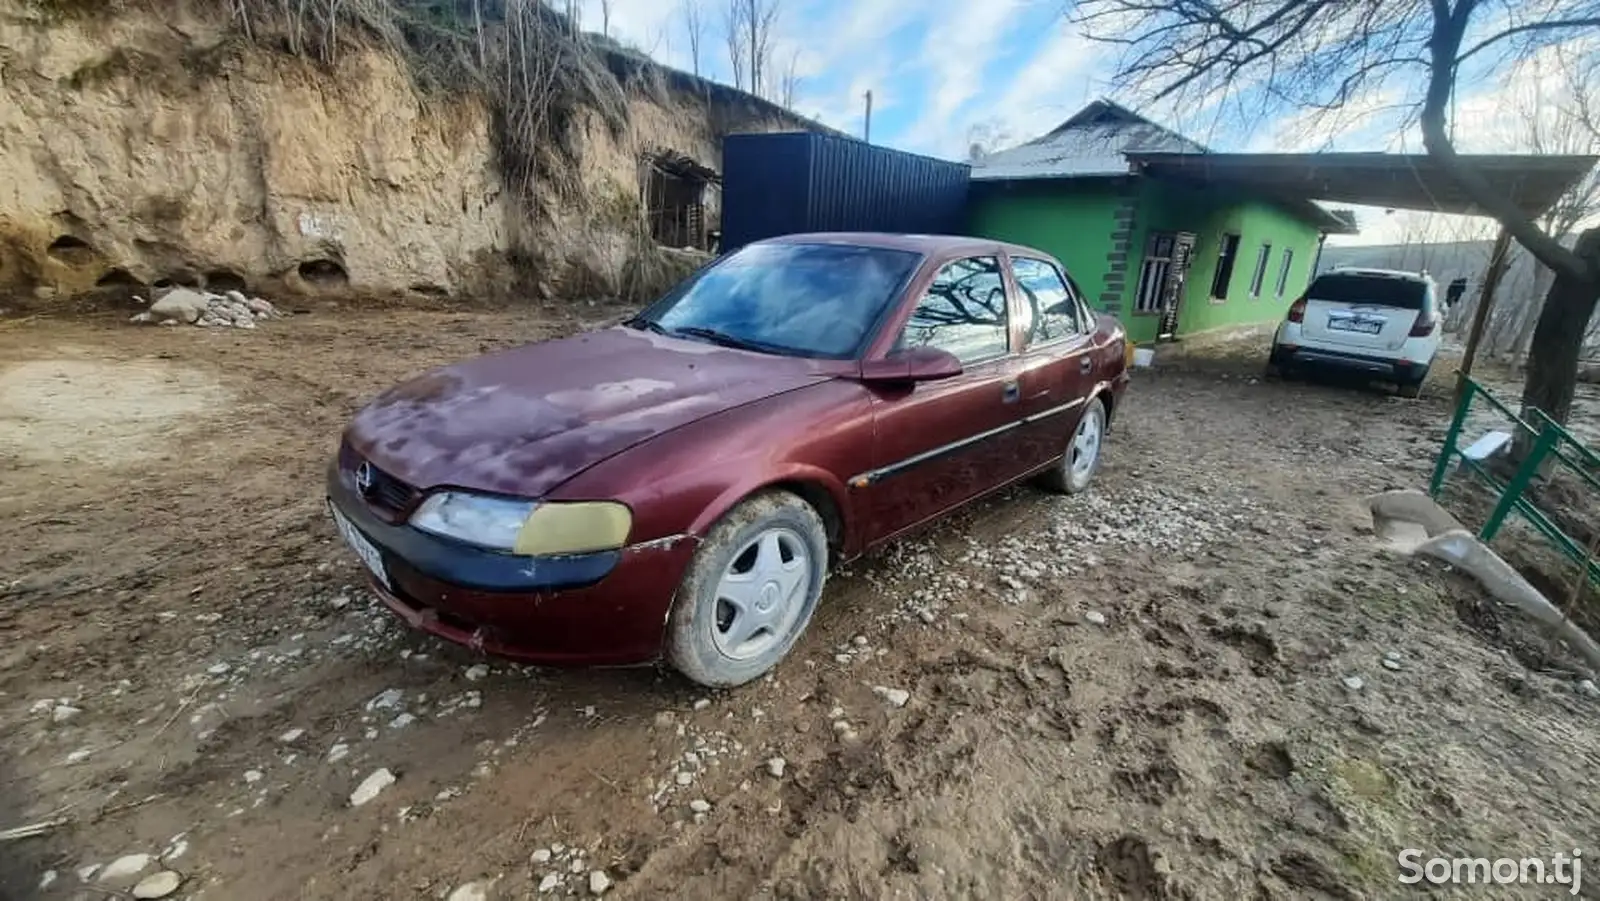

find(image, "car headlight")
[409,493,633,556]
[512,502,633,556]
[410,492,538,551]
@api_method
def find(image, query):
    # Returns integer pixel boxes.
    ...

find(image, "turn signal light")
[1287,297,1307,323]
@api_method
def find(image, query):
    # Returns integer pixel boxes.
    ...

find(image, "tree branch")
[1418,0,1591,282]
[1456,16,1600,64]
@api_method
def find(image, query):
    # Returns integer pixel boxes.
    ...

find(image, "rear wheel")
[665,491,828,688]
[1040,396,1107,495]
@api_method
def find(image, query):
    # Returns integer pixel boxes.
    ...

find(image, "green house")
[968,101,1358,345]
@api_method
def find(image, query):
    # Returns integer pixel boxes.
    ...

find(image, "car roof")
[1323,266,1434,283]
[759,232,1052,260]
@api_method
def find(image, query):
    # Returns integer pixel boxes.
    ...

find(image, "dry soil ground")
[3,309,1600,901]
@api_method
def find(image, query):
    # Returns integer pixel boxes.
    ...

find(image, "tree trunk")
[1521,226,1600,430]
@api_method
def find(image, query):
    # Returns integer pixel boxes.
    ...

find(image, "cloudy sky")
[576,0,1591,247]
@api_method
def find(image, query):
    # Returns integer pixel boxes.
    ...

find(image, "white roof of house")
[971,100,1209,181]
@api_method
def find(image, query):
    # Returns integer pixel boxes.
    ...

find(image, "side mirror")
[858,345,964,384]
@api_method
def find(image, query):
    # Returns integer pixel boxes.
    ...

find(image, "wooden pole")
[1456,226,1513,403]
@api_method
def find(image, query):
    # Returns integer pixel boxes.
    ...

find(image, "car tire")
[665,490,829,688]
[1040,396,1107,495]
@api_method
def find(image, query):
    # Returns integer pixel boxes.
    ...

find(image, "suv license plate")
[1329,316,1383,335]
[330,502,390,588]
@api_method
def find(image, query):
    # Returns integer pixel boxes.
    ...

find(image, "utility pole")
[863,90,873,143]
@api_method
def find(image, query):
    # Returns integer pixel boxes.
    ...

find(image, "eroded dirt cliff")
[0,1,803,306]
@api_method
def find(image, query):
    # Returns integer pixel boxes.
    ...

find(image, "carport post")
[1455,226,1512,405]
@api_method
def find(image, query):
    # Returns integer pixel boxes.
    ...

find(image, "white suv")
[1267,267,1443,398]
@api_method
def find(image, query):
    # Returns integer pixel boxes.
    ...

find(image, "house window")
[1135,232,1178,314]
[899,256,1009,364]
[1275,248,1295,298]
[1209,233,1241,300]
[1248,243,1272,298]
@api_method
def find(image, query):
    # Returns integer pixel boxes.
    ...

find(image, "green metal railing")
[1429,374,1600,587]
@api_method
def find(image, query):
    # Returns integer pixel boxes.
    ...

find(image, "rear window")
[1307,273,1429,310]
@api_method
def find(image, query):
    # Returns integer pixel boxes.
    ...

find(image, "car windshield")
[633,242,922,358]
[1309,274,1429,310]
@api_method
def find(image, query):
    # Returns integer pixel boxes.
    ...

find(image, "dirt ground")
[3,308,1600,901]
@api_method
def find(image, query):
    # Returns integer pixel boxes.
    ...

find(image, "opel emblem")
[355,461,376,496]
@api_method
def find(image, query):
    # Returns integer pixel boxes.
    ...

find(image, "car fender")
[686,463,854,548]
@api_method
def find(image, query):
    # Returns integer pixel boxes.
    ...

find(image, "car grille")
[341,444,421,519]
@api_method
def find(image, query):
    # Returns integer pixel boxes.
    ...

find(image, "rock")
[675,771,693,786]
[39,870,56,890]
[389,713,416,729]
[366,688,403,711]
[149,288,210,324]
[278,727,305,744]
[464,663,489,682]
[872,686,910,708]
[568,859,585,874]
[1381,658,1402,671]
[766,757,786,778]
[538,873,561,893]
[918,609,936,624]
[689,799,711,813]
[852,635,869,647]
[65,747,92,764]
[131,870,183,899]
[349,768,396,806]
[52,704,83,723]
[652,711,675,728]
[327,743,350,763]
[99,854,153,885]
[692,698,711,711]
[246,297,276,316]
[531,848,552,864]
[1579,679,1600,698]
[1083,611,1108,626]
[447,880,493,901]
[77,864,102,882]
[589,870,612,894]
[129,311,153,324]
[1342,675,1365,692]
[207,662,231,675]
[1262,601,1287,618]
[244,769,264,784]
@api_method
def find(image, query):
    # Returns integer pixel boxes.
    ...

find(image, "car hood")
[343,326,836,497]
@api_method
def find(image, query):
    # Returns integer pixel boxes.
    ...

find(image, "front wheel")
[1040,396,1107,495]
[665,491,828,688]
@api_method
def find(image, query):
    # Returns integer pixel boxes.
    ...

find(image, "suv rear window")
[1307,273,1429,310]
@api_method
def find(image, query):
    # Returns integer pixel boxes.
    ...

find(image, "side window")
[899,256,1009,364]
[1010,257,1083,344]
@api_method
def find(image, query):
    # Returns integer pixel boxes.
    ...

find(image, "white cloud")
[896,0,1024,151]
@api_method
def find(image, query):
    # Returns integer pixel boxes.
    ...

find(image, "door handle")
[1079,356,1093,374]
[1002,381,1020,404]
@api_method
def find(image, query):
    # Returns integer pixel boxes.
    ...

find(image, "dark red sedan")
[327,234,1131,686]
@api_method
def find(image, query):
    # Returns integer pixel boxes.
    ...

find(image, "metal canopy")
[1127,151,1599,218]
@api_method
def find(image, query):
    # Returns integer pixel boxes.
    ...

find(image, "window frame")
[1209,232,1242,303]
[1274,247,1295,299]
[1008,255,1087,350]
[895,254,1013,367]
[1248,242,1273,299]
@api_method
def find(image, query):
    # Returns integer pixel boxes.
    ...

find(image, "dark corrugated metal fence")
[720,132,971,250]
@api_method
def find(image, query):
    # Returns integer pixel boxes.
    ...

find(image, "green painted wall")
[966,179,1125,307]
[968,176,1324,346]
[1134,179,1323,343]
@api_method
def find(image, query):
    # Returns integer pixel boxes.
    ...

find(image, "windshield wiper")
[668,326,780,354]
[624,316,667,334]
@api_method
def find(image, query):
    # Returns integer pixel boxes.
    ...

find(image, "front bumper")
[326,463,697,665]
[1272,344,1428,383]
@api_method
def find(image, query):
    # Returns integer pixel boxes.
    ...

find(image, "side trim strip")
[848,396,1088,488]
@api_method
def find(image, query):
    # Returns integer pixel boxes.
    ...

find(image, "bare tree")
[723,0,780,97]
[723,0,747,89]
[682,0,706,77]
[598,0,612,38]
[1073,0,1600,431]
[965,119,1014,162]
[778,48,801,108]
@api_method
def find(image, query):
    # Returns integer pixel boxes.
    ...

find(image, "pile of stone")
[131,287,282,329]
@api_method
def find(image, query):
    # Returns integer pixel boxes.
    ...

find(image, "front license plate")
[330,502,390,588]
